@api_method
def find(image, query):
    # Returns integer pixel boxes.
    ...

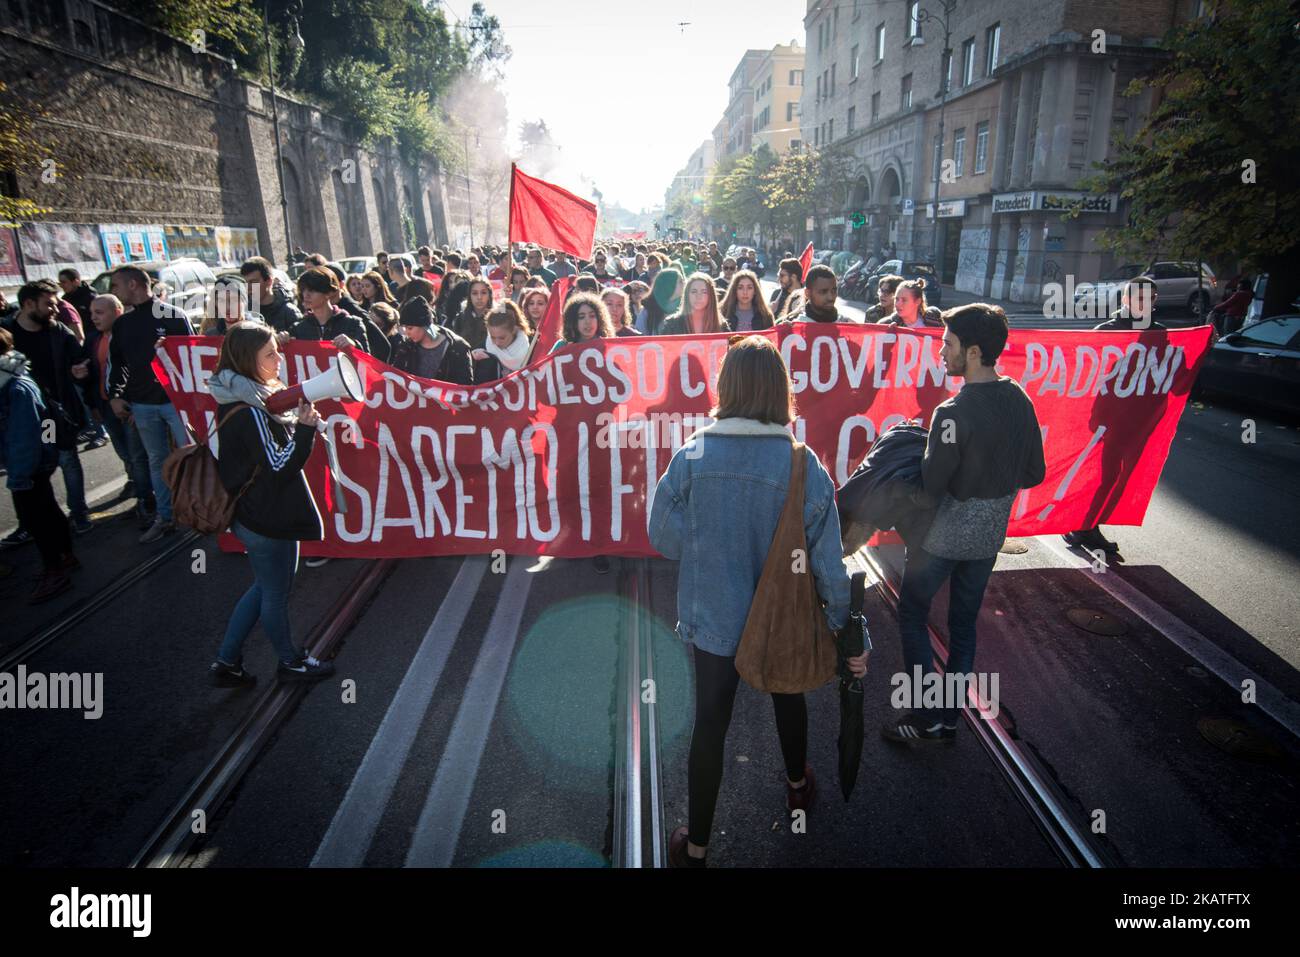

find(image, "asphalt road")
[1,321,1296,868]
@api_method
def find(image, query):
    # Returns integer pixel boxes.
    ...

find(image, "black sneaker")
[882,713,953,746]
[70,514,93,535]
[122,480,137,501]
[1,528,32,548]
[277,654,335,682]
[210,659,256,687]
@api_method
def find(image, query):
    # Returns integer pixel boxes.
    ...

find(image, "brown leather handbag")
[735,442,839,694]
[162,403,256,535]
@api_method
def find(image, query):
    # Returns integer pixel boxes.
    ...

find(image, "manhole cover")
[1066,607,1128,636]
[1197,717,1283,763]
[999,539,1030,555]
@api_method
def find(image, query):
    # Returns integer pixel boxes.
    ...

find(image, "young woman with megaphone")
[206,321,336,687]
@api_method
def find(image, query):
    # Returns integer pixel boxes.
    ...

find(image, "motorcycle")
[840,260,872,302]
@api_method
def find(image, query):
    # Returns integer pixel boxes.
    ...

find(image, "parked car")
[1074,261,1216,319]
[338,256,376,275]
[862,260,943,306]
[1194,314,1300,418]
[91,258,216,323]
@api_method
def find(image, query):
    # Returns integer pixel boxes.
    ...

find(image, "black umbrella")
[835,571,869,801]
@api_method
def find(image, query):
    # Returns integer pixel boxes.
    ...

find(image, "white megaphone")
[264,352,364,415]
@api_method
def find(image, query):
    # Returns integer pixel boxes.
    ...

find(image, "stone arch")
[282,157,312,254]
[332,168,364,257]
[849,174,872,211]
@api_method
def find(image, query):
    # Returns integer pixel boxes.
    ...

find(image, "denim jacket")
[0,354,58,492]
[648,417,850,657]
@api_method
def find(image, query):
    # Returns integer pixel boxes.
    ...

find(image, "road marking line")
[310,556,489,868]
[404,558,534,868]
[1039,535,1300,740]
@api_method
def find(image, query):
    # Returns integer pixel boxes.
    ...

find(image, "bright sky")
[467,0,805,213]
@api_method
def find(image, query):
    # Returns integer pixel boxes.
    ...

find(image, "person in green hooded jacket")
[635,267,684,335]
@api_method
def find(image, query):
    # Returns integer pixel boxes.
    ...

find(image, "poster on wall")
[164,225,219,265]
[214,226,260,266]
[0,228,23,286]
[99,223,169,266]
[17,223,105,282]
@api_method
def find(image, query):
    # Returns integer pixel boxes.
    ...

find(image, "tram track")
[130,557,398,869]
[0,529,202,672]
[851,546,1119,868]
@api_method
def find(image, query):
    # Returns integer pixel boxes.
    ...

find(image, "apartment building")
[801,0,1202,303]
[750,41,807,155]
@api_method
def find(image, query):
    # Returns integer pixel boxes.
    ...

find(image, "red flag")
[508,164,597,260]
[530,276,573,359]
[799,242,814,280]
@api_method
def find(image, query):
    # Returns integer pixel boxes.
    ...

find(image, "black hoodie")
[214,402,324,541]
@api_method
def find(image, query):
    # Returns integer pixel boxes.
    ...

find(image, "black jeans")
[11,469,71,571]
[687,646,807,847]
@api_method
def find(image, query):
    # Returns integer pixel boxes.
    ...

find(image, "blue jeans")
[130,401,187,521]
[102,411,153,499]
[58,447,88,519]
[218,521,301,666]
[897,546,997,722]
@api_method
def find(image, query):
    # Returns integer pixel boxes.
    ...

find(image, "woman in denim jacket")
[649,335,863,867]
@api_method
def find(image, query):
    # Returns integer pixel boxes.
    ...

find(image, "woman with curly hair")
[549,293,615,353]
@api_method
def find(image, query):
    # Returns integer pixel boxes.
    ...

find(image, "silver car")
[1074,261,1217,318]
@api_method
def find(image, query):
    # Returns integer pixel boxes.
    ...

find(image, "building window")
[816,74,822,101]
[851,45,860,80]
[828,119,834,142]
[871,91,881,122]
[907,1,921,39]
[953,128,966,177]
[848,106,856,133]
[791,139,802,152]
[790,69,803,85]
[875,23,886,62]
[815,126,821,147]
[986,23,1001,74]
[901,73,912,109]
[932,135,943,183]
[787,101,795,122]
[852,0,861,21]
[941,50,952,94]
[830,63,837,95]
[974,121,989,173]
[961,38,976,86]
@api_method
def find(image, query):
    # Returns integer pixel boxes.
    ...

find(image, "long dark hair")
[360,270,395,306]
[718,269,773,328]
[562,293,615,343]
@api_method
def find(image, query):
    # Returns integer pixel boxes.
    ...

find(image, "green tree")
[0,83,50,224]
[1082,0,1300,316]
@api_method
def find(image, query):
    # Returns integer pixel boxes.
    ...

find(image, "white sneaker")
[304,556,332,568]
[139,518,175,544]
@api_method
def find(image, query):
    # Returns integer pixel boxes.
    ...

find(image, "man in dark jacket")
[57,268,96,328]
[2,280,93,534]
[391,296,474,385]
[1,329,77,602]
[781,264,841,324]
[108,265,195,543]
[240,257,302,333]
[884,304,1045,745]
[289,267,371,354]
[1064,276,1164,554]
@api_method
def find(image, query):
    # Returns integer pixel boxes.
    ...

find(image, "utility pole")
[915,0,956,271]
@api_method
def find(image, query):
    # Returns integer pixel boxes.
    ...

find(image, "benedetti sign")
[992,191,1120,214]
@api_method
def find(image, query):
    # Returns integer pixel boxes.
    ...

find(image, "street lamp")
[263,0,304,263]
[913,0,956,271]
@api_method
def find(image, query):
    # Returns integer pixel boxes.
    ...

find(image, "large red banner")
[155,324,1211,558]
